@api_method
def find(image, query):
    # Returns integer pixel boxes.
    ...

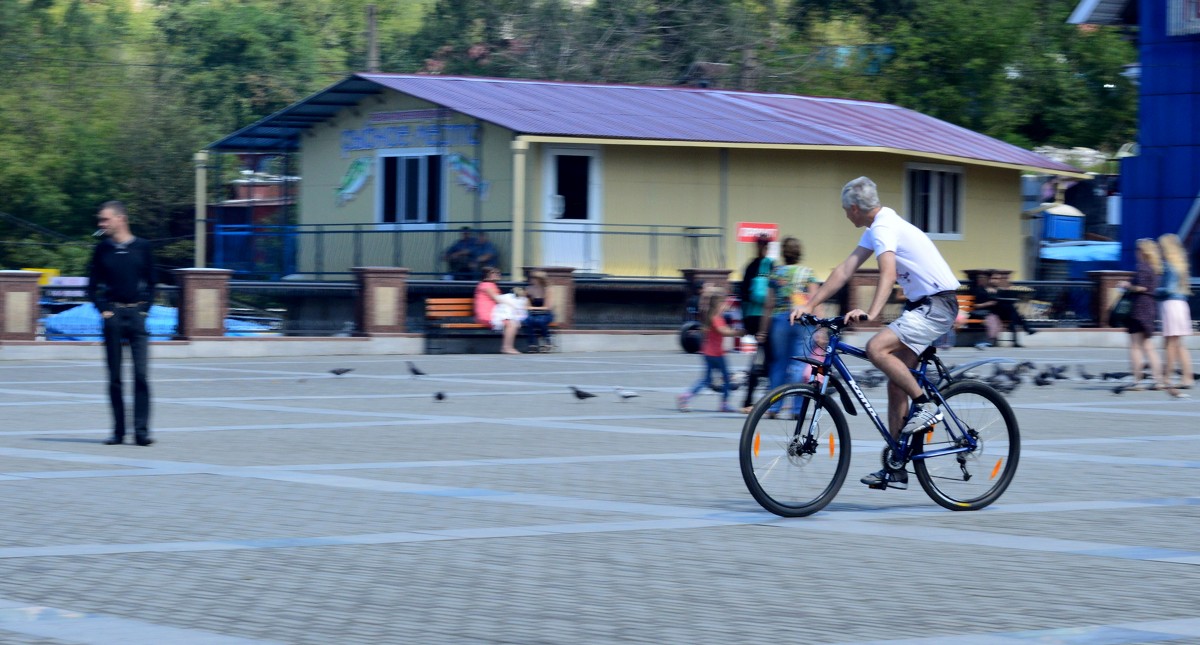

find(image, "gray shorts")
[887,292,959,356]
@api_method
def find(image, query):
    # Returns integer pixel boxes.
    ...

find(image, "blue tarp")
[1039,241,1121,262]
[43,303,273,341]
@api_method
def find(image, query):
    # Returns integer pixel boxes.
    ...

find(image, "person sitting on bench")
[969,271,1037,348]
[474,266,523,354]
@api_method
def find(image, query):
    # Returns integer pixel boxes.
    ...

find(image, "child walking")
[678,288,743,412]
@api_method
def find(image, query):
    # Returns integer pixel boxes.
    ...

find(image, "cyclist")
[790,176,959,490]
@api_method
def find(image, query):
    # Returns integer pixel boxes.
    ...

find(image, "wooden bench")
[956,293,985,330]
[423,297,557,354]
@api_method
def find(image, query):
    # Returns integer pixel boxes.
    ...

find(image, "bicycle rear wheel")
[739,383,851,517]
[911,380,1019,511]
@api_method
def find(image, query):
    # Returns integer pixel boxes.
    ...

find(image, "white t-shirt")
[857,207,959,301]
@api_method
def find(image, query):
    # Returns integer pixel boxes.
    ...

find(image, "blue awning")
[1039,241,1121,261]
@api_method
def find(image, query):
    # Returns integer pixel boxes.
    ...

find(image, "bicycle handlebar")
[796,313,868,330]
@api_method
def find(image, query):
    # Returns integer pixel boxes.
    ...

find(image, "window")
[906,165,962,236]
[380,153,443,224]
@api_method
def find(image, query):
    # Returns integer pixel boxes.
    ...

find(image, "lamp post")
[194,150,208,268]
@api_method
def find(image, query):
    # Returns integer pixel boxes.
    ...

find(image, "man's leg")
[741,316,761,409]
[102,314,126,442]
[129,311,151,443]
[865,328,922,439]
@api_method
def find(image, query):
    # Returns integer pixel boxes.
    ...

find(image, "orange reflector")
[990,458,1003,480]
[753,433,761,457]
[829,432,835,457]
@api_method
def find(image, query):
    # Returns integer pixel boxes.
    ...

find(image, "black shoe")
[135,437,154,447]
[1025,326,1038,335]
[103,437,124,445]
[1013,342,1024,348]
[861,468,908,490]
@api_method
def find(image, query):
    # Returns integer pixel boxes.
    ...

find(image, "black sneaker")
[103,437,124,445]
[135,437,155,447]
[861,468,908,490]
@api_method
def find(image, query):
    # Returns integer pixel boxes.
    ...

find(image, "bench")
[423,297,557,354]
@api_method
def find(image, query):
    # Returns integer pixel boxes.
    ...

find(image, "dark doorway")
[555,155,590,220]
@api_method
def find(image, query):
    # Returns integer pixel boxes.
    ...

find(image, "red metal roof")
[214,73,1080,174]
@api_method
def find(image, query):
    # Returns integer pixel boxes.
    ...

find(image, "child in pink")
[678,288,743,412]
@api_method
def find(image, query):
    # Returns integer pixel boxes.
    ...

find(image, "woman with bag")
[1118,239,1166,390]
[737,234,773,413]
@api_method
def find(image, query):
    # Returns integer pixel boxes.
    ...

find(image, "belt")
[905,290,958,311]
[112,302,145,308]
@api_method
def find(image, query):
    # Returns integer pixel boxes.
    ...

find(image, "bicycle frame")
[803,330,978,463]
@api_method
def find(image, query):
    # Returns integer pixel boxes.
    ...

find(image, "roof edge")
[515,135,1089,178]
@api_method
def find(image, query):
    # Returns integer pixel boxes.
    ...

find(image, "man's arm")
[87,245,111,316]
[862,250,897,321]
[139,241,156,313]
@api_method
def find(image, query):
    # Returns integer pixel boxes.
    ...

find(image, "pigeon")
[1112,384,1128,395]
[329,368,354,376]
[1103,371,1131,381]
[408,362,426,377]
[570,386,597,400]
[859,368,885,388]
[1078,365,1098,381]
[1034,372,1053,387]
[615,387,639,401]
[434,391,445,401]
[1049,365,1070,380]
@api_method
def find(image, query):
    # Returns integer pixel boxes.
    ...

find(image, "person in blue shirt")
[443,227,477,280]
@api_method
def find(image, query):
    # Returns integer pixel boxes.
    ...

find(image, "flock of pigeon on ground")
[298,359,1194,403]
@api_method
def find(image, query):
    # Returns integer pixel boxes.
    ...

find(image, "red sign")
[736,222,779,243]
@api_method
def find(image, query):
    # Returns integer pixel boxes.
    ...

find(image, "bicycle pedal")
[867,481,888,490]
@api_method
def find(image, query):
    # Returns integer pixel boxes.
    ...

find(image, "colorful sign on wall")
[336,157,373,206]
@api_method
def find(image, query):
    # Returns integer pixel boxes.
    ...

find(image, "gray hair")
[841,176,881,211]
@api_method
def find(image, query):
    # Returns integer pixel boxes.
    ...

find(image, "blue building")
[1070,0,1200,268]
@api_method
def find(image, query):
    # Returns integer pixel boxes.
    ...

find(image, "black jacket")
[88,237,156,314]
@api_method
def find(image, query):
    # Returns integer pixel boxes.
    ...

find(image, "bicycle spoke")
[912,380,1020,511]
[739,385,851,517]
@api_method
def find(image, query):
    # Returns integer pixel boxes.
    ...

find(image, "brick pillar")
[1089,270,1133,328]
[0,271,40,341]
[353,267,410,335]
[523,266,576,328]
[174,268,232,339]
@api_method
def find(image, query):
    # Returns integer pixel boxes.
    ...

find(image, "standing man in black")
[88,201,156,446]
[737,234,773,413]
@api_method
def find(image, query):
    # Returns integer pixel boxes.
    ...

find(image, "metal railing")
[213,220,724,280]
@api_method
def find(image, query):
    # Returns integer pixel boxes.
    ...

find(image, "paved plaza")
[0,346,1198,644]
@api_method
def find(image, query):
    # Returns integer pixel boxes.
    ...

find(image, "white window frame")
[904,162,964,240]
[375,147,446,230]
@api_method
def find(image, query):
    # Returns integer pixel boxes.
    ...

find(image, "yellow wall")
[297,93,514,276]
[723,150,1025,282]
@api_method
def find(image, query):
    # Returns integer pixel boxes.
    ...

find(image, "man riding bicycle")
[790,176,959,490]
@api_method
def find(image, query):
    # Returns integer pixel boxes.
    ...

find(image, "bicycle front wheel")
[739,383,851,517]
[911,380,1020,511]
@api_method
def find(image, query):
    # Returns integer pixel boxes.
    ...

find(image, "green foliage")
[0,239,92,276]
[0,0,1139,277]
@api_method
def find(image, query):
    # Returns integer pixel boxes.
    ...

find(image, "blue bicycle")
[739,314,1020,517]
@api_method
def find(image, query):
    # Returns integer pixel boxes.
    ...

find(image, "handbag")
[1108,291,1133,328]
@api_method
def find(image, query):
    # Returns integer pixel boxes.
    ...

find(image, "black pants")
[741,315,770,408]
[103,308,150,440]
[978,300,1032,333]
